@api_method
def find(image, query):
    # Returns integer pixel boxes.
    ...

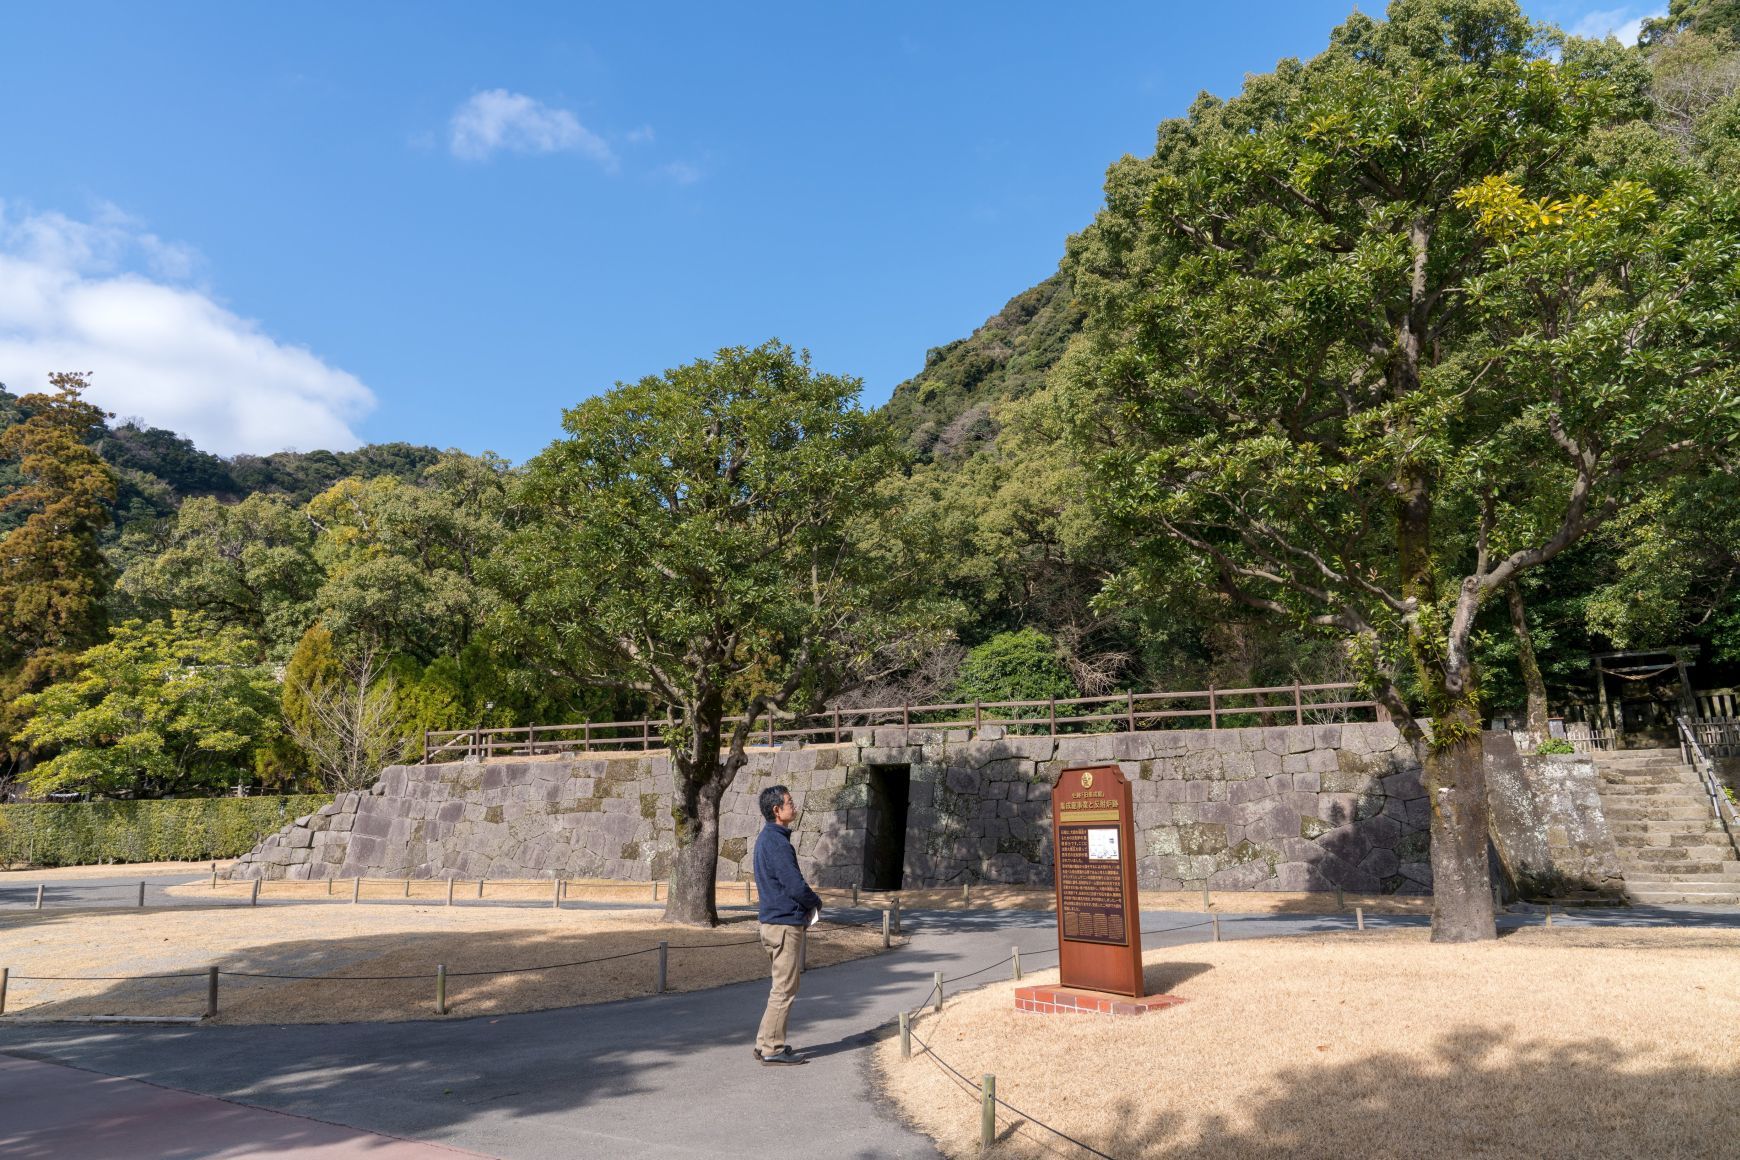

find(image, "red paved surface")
[1014,984,1186,1016]
[0,1053,491,1160]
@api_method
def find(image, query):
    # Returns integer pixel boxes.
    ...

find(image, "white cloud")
[448,89,616,168]
[625,124,656,145]
[0,204,374,456]
[654,160,704,185]
[1568,6,1666,45]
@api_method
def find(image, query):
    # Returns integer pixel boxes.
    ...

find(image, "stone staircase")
[1595,748,1740,905]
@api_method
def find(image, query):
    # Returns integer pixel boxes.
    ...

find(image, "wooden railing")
[1676,716,1740,861]
[1564,722,1616,754]
[420,682,1383,764]
[1686,717,1740,759]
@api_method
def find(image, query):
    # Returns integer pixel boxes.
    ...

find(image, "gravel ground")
[878,924,1740,1159]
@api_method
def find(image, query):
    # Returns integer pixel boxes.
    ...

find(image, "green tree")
[952,629,1080,705]
[116,492,322,656]
[14,613,281,798]
[493,341,949,926]
[0,374,119,779]
[1065,0,1740,940]
[307,453,510,663]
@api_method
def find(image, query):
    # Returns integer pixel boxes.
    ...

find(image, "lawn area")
[0,903,891,1024]
[877,927,1740,1159]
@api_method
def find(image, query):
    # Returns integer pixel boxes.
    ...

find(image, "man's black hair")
[759,784,791,823]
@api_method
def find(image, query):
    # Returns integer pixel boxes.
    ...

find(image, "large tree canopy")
[1064,0,1740,940]
[493,341,951,924]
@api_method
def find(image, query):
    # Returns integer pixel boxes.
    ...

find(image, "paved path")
[2,899,1736,1159]
[0,1053,486,1160]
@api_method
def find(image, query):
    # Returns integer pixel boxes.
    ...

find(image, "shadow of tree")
[998,1025,1740,1159]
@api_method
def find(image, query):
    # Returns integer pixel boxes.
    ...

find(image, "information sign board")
[1051,764,1144,996]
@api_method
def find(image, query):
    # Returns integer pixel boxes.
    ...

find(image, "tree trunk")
[1506,583,1549,735]
[1423,700,1497,943]
[661,704,733,927]
[663,775,723,927]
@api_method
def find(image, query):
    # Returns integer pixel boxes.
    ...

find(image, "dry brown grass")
[877,927,1740,1159]
[836,886,1430,915]
[0,904,891,1025]
[1,859,237,880]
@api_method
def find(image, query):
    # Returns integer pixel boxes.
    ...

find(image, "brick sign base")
[1015,985,1185,1017]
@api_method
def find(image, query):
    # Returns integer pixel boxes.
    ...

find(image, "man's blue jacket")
[754,823,822,926]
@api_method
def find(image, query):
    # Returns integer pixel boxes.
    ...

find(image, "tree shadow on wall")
[999,1025,1740,1159]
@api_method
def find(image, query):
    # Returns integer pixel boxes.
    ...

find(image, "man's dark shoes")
[758,1047,807,1066]
[751,1044,790,1061]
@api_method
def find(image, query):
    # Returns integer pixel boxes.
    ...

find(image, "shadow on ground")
[1055,1025,1740,1159]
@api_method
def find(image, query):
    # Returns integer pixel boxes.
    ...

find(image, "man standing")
[752,784,821,1066]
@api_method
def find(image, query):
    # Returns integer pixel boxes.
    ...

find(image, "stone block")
[1306,748,1338,774]
[1292,771,1321,794]
[1282,753,1309,775]
[1177,822,1228,856]
[1252,749,1283,777]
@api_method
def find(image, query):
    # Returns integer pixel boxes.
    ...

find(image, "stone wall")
[1482,732,1625,899]
[231,720,1432,893]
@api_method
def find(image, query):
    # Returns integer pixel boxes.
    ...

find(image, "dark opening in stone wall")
[862,764,911,890]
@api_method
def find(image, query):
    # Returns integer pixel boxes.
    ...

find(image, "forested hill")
[0,383,441,538]
[880,268,1083,465]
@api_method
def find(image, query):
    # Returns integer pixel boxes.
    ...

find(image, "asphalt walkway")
[2,883,1736,1160]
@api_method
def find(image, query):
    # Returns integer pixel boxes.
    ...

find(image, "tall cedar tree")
[494,342,949,926]
[0,374,118,771]
[1066,0,1740,940]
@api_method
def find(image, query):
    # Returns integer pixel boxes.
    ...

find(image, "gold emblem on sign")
[1080,771,1094,789]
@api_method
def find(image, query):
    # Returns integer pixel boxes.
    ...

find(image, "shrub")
[1536,738,1577,756]
[0,795,331,868]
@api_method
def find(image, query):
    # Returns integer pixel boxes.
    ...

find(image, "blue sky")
[0,1,1663,460]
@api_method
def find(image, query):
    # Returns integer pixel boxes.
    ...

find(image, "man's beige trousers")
[756,922,803,1054]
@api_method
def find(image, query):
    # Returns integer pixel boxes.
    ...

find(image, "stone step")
[1627,890,1740,905]
[1600,771,1700,785]
[1607,818,1723,834]
[1622,870,1740,885]
[1619,844,1736,863]
[1603,804,1718,821]
[1596,783,1704,797]
[1619,861,1739,880]
[1607,834,1733,852]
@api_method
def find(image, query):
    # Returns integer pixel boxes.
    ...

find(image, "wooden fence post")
[436,965,448,1015]
[1209,685,1218,729]
[1012,947,1021,980]
[1,967,9,1016]
[657,942,668,994]
[206,966,218,1018]
[899,1010,911,1059]
[1048,697,1056,736]
[982,1074,997,1152]
[1294,682,1304,726]
[1126,691,1135,732]
[250,879,260,907]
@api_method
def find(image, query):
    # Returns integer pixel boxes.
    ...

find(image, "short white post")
[1201,884,1211,911]
[745,880,752,905]
[327,878,334,895]
[933,971,944,1012]
[478,878,484,899]
[899,1010,911,1059]
[34,884,43,910]
[211,864,218,890]
[138,881,146,908]
[1212,914,1221,942]
[436,964,448,1015]
[1012,947,1021,981]
[852,882,859,906]
[353,877,361,904]
[962,882,969,904]
[657,941,668,993]
[250,879,260,907]
[447,876,455,906]
[1,966,9,1015]
[1545,904,1554,928]
[552,877,560,909]
[882,909,892,948]
[404,878,411,898]
[205,966,217,1019]
[1356,906,1365,931]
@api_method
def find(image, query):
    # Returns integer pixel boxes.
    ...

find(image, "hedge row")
[0,795,333,868]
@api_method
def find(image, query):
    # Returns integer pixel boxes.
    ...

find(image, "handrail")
[419,682,1383,763]
[1676,715,1740,861]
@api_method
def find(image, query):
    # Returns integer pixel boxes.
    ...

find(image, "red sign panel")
[1051,764,1144,996]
